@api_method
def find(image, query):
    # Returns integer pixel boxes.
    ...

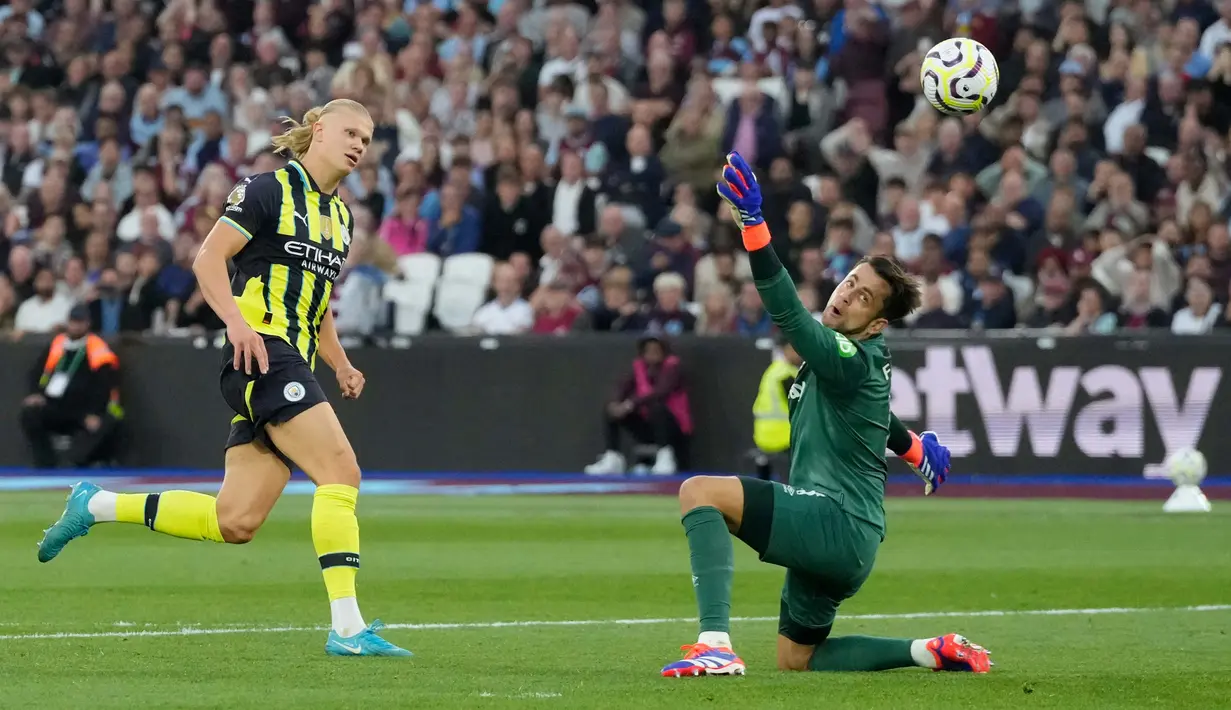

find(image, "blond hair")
[270,99,370,161]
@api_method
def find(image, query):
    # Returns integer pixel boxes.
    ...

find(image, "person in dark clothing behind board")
[20,305,123,468]
[584,335,692,476]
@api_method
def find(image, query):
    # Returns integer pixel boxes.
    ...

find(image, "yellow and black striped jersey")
[218,160,353,370]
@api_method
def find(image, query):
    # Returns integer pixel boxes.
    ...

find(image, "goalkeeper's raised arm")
[716,152,921,394]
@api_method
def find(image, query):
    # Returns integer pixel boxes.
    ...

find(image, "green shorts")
[735,477,881,645]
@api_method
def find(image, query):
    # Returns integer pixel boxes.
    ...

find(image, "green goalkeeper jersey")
[756,268,892,538]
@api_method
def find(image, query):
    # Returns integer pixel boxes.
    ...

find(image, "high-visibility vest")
[752,359,798,454]
[40,333,124,419]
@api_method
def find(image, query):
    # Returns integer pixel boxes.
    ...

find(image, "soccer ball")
[919,38,999,116]
[1165,448,1208,487]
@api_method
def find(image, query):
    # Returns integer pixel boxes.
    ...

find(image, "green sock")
[809,636,917,672]
[682,506,733,634]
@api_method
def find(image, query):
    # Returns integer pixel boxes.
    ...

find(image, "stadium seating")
[433,254,496,333]
[385,254,443,336]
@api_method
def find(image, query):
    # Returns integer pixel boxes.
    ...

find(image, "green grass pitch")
[2,493,1230,708]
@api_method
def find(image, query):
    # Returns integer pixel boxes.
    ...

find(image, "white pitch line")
[1,604,1227,642]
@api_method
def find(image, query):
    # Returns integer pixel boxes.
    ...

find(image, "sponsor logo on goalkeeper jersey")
[889,345,1221,462]
[781,484,826,499]
[834,333,857,358]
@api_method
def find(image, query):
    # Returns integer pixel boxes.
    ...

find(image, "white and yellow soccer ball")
[1165,448,1208,487]
[919,37,999,116]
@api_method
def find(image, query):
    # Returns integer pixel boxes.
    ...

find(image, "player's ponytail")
[270,99,370,161]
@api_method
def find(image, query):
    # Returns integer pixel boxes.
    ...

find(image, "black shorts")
[220,335,326,467]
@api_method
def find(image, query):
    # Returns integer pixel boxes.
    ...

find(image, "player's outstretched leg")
[661,476,746,677]
[38,483,227,562]
[37,443,292,563]
[787,632,991,673]
[267,403,411,658]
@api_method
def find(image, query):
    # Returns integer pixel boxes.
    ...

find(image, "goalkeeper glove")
[716,151,765,228]
[902,430,949,496]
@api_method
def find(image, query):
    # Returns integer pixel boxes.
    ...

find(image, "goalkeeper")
[661,153,991,678]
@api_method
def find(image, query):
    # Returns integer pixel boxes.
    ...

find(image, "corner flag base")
[1163,484,1211,513]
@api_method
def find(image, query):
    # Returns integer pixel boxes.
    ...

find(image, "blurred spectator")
[639,218,699,293]
[125,251,170,333]
[533,280,582,335]
[482,166,537,261]
[595,204,645,268]
[890,196,929,263]
[20,306,122,469]
[472,261,534,335]
[116,167,176,243]
[762,159,813,238]
[0,275,16,331]
[695,246,752,306]
[659,103,723,202]
[964,265,1017,331]
[81,137,133,209]
[822,217,862,282]
[645,271,696,336]
[15,266,72,335]
[573,266,648,333]
[584,335,690,475]
[696,286,737,335]
[1207,222,1231,295]
[1024,248,1076,329]
[913,281,965,330]
[1172,276,1223,334]
[1091,233,1182,308]
[428,183,482,257]
[536,225,586,291]
[1065,281,1118,335]
[829,4,890,138]
[550,149,597,237]
[604,123,666,226]
[734,281,773,337]
[1115,124,1167,204]
[1118,269,1172,329]
[723,74,784,173]
[380,191,430,256]
[58,258,91,304]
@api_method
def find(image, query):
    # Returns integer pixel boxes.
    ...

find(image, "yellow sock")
[312,484,360,601]
[115,492,224,543]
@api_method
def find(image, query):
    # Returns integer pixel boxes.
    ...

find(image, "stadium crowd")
[2,0,1231,341]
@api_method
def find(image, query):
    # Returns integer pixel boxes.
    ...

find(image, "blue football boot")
[325,620,414,657]
[37,481,100,563]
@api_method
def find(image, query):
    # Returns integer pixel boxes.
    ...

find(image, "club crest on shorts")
[284,382,306,402]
